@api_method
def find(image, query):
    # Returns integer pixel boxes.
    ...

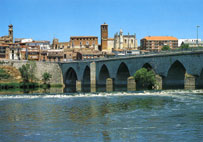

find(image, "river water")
[0,90,203,142]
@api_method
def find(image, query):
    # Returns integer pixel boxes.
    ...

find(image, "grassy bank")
[0,82,63,90]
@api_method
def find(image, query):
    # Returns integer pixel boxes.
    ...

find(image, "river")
[0,90,203,142]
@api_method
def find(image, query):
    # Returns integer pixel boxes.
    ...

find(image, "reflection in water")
[0,91,203,142]
[0,87,64,95]
[68,96,166,124]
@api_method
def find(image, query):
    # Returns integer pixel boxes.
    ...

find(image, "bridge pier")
[127,76,136,91]
[90,62,97,92]
[184,73,196,90]
[155,75,162,90]
[106,78,114,92]
[76,80,82,92]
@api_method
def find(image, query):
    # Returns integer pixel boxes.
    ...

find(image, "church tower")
[8,24,13,43]
[52,38,59,49]
[101,23,108,51]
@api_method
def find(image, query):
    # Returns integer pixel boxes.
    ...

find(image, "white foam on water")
[0,89,203,100]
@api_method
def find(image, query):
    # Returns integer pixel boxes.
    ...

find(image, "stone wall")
[0,60,63,85]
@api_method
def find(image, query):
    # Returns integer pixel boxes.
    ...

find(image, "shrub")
[134,68,156,89]
[19,61,37,83]
[180,44,189,49]
[0,68,10,79]
[42,72,52,84]
[162,45,170,51]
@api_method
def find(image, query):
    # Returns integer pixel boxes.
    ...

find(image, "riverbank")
[0,82,63,95]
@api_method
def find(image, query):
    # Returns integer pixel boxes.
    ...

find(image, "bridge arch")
[82,66,90,92]
[163,60,186,89]
[65,67,78,92]
[142,63,153,71]
[98,64,110,92]
[115,62,130,91]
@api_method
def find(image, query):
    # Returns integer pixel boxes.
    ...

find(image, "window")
[131,40,133,44]
[125,39,127,43]
[86,41,89,45]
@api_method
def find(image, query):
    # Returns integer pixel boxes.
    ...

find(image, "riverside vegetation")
[0,61,62,91]
[134,68,156,90]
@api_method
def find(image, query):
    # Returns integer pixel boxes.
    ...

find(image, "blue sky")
[0,0,203,45]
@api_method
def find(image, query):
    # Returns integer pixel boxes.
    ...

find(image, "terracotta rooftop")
[142,36,178,41]
[0,44,9,47]
[70,36,98,39]
[24,40,50,44]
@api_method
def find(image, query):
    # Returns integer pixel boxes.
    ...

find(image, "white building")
[114,29,137,50]
[15,38,33,43]
[178,39,201,47]
[106,29,138,53]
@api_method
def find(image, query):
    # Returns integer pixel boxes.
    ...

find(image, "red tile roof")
[142,36,178,41]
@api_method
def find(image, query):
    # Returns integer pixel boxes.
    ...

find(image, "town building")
[100,23,138,53]
[70,36,98,50]
[0,44,10,59]
[7,43,21,60]
[101,23,108,51]
[15,38,33,43]
[0,42,21,60]
[112,49,140,56]
[19,40,51,61]
[47,49,64,62]
[178,39,202,47]
[114,29,137,51]
[52,38,70,49]
[140,36,178,52]
[181,41,203,48]
[0,25,13,44]
[107,38,114,52]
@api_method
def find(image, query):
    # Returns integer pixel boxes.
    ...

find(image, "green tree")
[42,72,52,84]
[19,61,37,83]
[162,45,170,51]
[134,68,156,89]
[0,68,10,79]
[19,64,30,83]
[29,61,37,82]
[180,44,189,49]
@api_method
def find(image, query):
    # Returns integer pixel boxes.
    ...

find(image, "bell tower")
[101,23,108,51]
[52,38,59,49]
[8,24,13,43]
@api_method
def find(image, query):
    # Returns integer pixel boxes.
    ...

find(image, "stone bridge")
[60,51,203,92]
